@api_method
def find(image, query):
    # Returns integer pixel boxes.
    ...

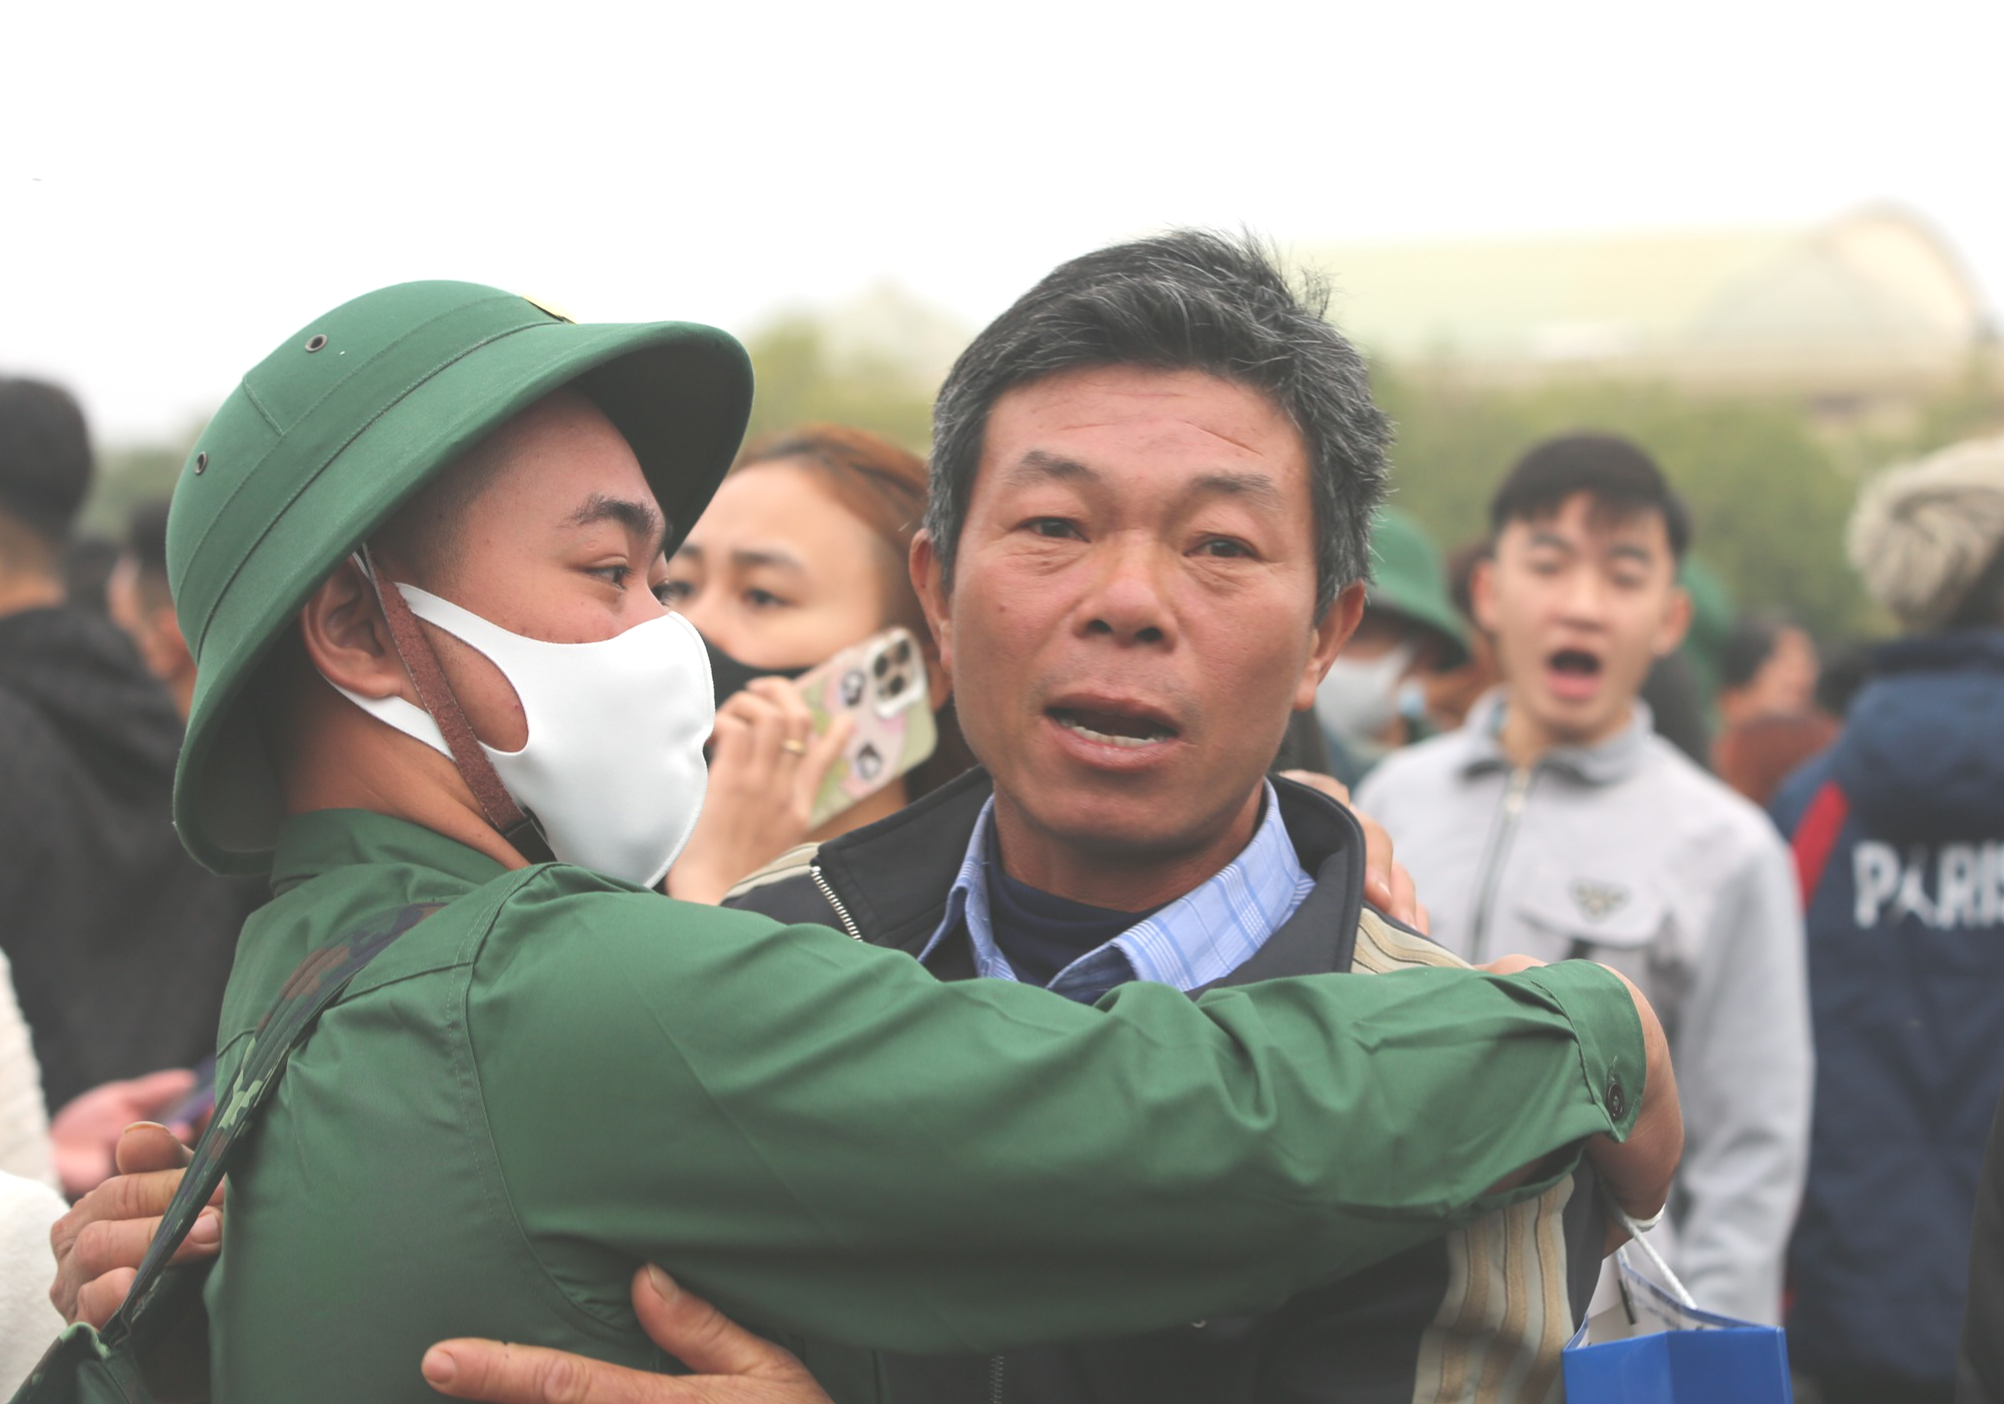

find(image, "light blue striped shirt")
[916,782,1314,1003]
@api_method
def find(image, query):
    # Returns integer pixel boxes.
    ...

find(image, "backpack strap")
[1791,778,1851,909]
[98,899,445,1346]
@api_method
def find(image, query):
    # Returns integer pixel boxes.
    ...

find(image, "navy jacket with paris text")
[1770,629,2004,1383]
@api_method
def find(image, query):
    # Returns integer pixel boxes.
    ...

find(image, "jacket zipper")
[1469,766,1533,963]
[808,865,865,941]
[987,1353,1006,1404]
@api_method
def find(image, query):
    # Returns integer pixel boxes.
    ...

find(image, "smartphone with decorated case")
[795,626,937,829]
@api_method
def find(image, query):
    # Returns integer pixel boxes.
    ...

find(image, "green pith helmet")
[168,281,753,874]
[1366,507,1470,669]
[1676,555,1736,705]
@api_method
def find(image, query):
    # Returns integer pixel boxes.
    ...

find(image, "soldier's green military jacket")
[204,808,1644,1402]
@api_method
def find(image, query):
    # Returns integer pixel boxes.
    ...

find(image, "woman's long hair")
[732,425,979,798]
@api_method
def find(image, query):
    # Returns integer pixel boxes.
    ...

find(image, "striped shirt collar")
[916,781,1313,1003]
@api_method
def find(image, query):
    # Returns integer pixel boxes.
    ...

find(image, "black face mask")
[703,634,809,706]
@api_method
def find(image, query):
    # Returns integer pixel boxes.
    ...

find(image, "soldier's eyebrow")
[569,494,668,558]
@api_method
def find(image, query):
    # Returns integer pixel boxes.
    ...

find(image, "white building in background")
[1308,205,1996,423]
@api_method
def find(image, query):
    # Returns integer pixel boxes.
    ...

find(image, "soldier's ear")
[298,557,414,703]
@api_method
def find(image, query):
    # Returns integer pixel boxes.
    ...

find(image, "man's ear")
[1654,584,1693,658]
[1295,581,1368,711]
[1470,554,1501,637]
[297,558,414,702]
[910,531,952,689]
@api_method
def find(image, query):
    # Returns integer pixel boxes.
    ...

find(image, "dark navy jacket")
[1771,630,2004,1382]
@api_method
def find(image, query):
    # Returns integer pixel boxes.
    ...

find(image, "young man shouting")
[1359,435,1808,1323]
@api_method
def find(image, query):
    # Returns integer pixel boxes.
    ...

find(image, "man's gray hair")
[924,229,1390,613]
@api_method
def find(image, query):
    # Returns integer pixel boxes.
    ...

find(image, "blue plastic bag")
[1561,1226,1793,1403]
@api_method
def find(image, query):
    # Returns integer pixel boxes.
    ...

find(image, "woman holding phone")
[663,425,976,903]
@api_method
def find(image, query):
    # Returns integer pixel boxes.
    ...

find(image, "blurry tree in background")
[738,284,964,454]
[742,314,935,450]
[1372,368,1876,639]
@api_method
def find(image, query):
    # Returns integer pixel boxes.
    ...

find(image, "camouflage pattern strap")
[100,900,444,1346]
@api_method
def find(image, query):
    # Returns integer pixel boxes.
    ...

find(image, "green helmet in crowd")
[1366,507,1470,669]
[166,282,753,874]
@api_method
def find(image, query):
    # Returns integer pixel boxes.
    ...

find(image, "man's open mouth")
[1549,648,1603,678]
[1049,706,1178,749]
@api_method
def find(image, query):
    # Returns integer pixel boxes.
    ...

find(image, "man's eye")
[1028,518,1080,539]
[656,579,692,605]
[745,588,787,610]
[1196,538,1252,559]
[593,564,632,588]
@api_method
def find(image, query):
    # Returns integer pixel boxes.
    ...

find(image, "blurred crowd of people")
[2,229,2002,1404]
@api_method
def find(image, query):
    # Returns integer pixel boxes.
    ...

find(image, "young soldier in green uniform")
[78,274,1670,1402]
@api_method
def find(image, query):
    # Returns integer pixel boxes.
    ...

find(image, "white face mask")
[331,584,714,890]
[1315,640,1419,749]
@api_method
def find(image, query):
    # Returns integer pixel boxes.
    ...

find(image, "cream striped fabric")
[725,842,823,899]
[1355,910,1578,1404]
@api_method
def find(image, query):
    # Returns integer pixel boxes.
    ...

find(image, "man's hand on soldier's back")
[423,1267,831,1404]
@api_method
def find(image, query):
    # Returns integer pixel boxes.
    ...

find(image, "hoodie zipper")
[808,866,865,941]
[1469,766,1533,964]
[987,1353,1006,1404]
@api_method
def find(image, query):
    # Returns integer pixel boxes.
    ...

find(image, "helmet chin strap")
[353,548,553,865]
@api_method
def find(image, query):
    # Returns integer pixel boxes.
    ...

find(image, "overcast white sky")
[5,0,2000,443]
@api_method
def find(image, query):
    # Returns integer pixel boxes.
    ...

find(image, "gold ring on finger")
[781,738,808,756]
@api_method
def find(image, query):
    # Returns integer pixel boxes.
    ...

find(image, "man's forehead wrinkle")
[1187,471,1284,511]
[1003,450,1098,487]
[1028,410,1280,463]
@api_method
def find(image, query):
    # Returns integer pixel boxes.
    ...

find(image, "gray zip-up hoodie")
[1358,691,1811,1324]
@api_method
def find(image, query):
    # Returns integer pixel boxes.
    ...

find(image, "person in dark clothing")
[1771,434,2004,1404]
[1962,1099,2004,1404]
[0,379,244,1113]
